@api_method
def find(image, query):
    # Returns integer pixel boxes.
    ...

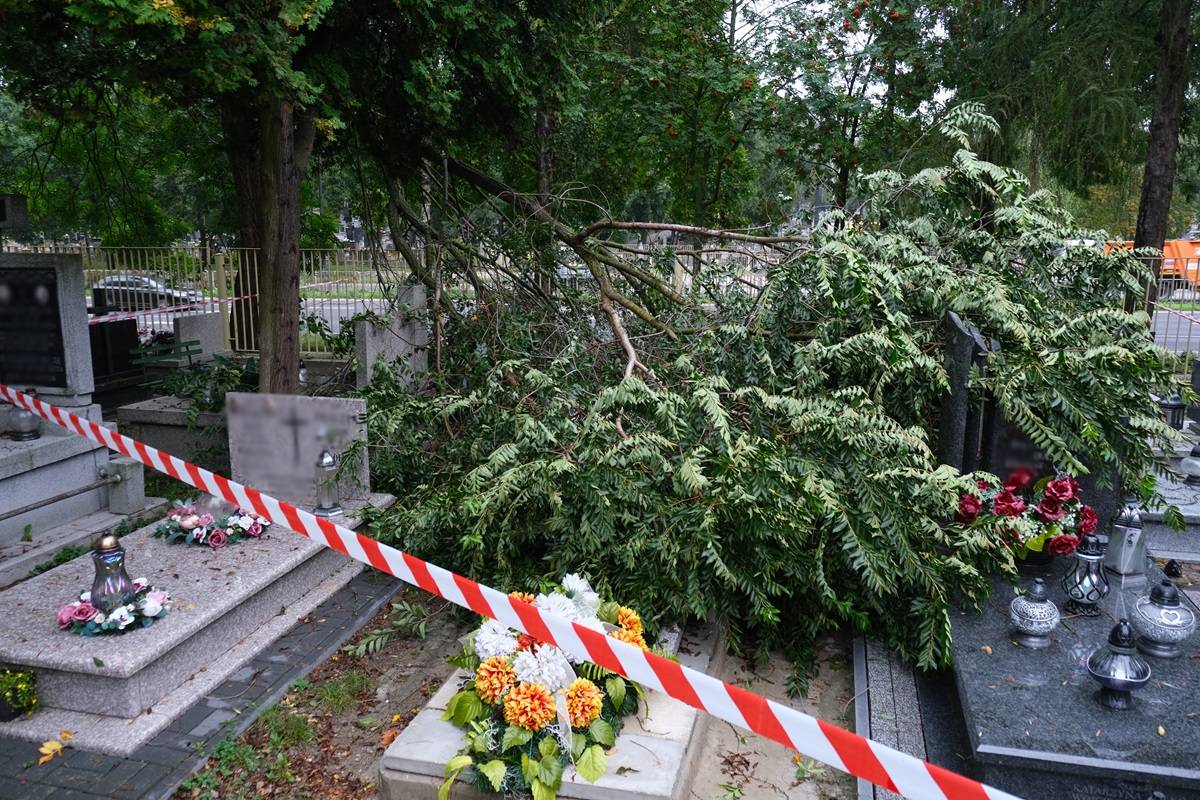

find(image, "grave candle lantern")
[1103,503,1146,579]
[91,535,135,614]
[1159,391,1186,430]
[314,449,343,518]
[1181,443,1200,485]
[1131,580,1196,659]
[1061,534,1109,616]
[1087,618,1151,710]
[1009,577,1060,649]
[9,389,41,441]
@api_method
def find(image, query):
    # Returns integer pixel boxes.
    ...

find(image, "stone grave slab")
[0,494,392,755]
[354,285,428,387]
[226,392,369,507]
[116,395,227,465]
[379,623,715,800]
[172,311,224,362]
[950,560,1200,799]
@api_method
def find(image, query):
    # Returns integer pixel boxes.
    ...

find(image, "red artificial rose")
[208,529,228,549]
[1036,498,1065,522]
[1048,534,1080,556]
[1044,476,1076,502]
[1078,505,1099,535]
[993,490,1027,517]
[1004,467,1037,492]
[956,493,983,523]
[976,478,991,491]
[71,601,98,623]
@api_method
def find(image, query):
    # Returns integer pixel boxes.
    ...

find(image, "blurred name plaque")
[0,267,68,387]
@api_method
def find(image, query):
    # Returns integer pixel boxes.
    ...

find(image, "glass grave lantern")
[1159,391,1186,430]
[314,449,344,518]
[1061,534,1109,616]
[91,535,135,613]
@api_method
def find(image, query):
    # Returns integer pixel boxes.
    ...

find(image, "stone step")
[0,492,393,755]
[378,623,717,800]
[0,499,167,590]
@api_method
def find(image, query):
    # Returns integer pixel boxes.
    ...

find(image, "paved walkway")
[0,568,401,800]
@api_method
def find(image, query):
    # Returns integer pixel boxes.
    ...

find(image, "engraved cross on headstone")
[282,405,306,460]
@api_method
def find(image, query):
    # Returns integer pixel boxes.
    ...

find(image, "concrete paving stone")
[164,702,212,734]
[61,750,122,773]
[116,761,173,794]
[188,708,237,739]
[133,744,190,767]
[103,757,150,787]
[39,763,114,791]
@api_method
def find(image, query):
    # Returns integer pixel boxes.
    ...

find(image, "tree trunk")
[255,93,315,394]
[221,98,263,352]
[1134,0,1192,304]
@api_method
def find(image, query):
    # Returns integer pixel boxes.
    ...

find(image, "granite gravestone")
[353,285,428,388]
[950,559,1200,799]
[0,252,94,407]
[225,393,370,507]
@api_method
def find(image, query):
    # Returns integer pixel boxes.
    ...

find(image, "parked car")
[93,275,203,311]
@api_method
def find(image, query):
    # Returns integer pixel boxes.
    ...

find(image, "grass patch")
[315,669,373,713]
[28,545,90,577]
[256,707,314,749]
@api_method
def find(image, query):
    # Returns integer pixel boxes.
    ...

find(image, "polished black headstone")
[0,266,67,387]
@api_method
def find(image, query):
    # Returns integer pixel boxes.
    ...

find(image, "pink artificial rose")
[133,577,148,592]
[1078,505,1099,535]
[198,513,214,526]
[179,514,201,530]
[71,601,98,624]
[247,521,263,536]
[208,529,228,549]
[1004,467,1037,493]
[993,490,1027,517]
[147,591,169,606]
[1036,498,1065,522]
[976,478,991,491]
[1044,476,1077,503]
[57,603,78,629]
[1048,534,1080,556]
[956,494,983,523]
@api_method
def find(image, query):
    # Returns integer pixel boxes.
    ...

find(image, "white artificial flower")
[237,515,254,530]
[132,578,148,592]
[80,591,91,603]
[512,645,575,692]
[109,606,135,630]
[534,592,579,622]
[560,574,600,617]
[474,619,518,660]
[575,616,607,632]
[139,597,163,618]
[93,612,106,624]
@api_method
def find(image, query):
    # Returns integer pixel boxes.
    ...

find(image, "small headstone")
[354,285,428,388]
[225,392,370,507]
[938,311,991,473]
[173,311,224,362]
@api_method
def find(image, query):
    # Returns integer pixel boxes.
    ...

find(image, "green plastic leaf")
[531,778,557,800]
[597,600,620,624]
[576,744,607,782]
[605,677,626,713]
[444,754,473,778]
[521,752,540,784]
[538,736,559,758]
[502,725,534,753]
[571,732,587,760]
[538,753,564,789]
[478,759,507,791]
[588,718,615,747]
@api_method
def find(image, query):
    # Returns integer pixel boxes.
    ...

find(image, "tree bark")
[1134,0,1192,282]
[255,92,315,394]
[221,97,262,352]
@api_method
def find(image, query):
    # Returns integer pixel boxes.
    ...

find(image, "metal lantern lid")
[94,534,121,553]
[1114,504,1143,530]
[1182,443,1200,483]
[317,449,337,470]
[1150,580,1182,607]
[1077,534,1104,558]
[1161,391,1185,411]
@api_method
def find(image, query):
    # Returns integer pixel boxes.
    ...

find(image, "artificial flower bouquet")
[956,466,1098,558]
[56,578,171,636]
[153,501,270,549]
[439,573,658,800]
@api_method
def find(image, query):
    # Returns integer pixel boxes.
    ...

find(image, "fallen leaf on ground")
[59,730,73,740]
[980,645,993,655]
[1158,725,1166,736]
[379,728,400,748]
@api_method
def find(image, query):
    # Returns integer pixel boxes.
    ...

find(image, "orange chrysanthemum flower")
[566,678,603,728]
[516,633,538,651]
[475,656,516,704]
[503,682,557,731]
[608,627,648,650]
[617,606,643,637]
[509,591,536,604]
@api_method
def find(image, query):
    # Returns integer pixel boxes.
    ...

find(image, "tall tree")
[1134,0,1194,256]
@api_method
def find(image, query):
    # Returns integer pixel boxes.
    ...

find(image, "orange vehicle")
[1106,239,1200,290]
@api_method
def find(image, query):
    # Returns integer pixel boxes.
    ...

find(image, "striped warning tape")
[0,384,1021,800]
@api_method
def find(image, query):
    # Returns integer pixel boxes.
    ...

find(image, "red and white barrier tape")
[88,294,257,325]
[0,384,1020,800]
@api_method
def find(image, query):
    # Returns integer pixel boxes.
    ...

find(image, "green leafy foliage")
[362,117,1178,681]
